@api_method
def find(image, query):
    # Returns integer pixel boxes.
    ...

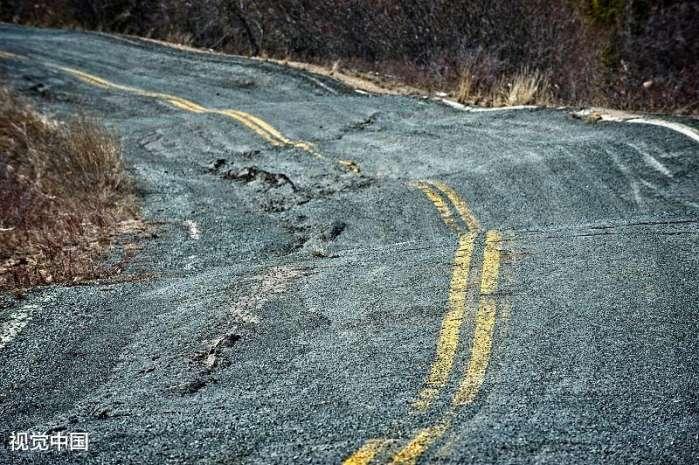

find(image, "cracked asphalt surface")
[1,24,698,465]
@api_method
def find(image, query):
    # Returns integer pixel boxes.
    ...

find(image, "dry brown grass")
[498,68,552,106]
[455,72,474,104]
[456,67,551,107]
[0,85,141,290]
[162,30,194,47]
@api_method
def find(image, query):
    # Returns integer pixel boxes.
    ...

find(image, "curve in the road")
[0,49,361,173]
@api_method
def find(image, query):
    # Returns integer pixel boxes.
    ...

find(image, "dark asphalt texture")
[0,24,697,465]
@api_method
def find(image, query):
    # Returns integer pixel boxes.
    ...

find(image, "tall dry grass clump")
[456,67,551,107]
[0,85,140,290]
[455,72,474,104]
[497,68,552,106]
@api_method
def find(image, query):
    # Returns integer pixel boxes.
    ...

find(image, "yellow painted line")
[411,181,460,233]
[57,65,284,144]
[477,230,501,296]
[412,232,476,411]
[343,439,391,465]
[214,110,330,160]
[388,416,452,465]
[429,181,481,232]
[58,66,138,93]
[55,66,333,156]
[226,109,290,142]
[160,96,207,113]
[345,187,502,464]
[70,73,110,90]
[452,230,501,406]
[212,109,285,146]
[214,109,287,144]
[385,230,503,464]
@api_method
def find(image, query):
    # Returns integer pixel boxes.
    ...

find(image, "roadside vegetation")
[0,84,140,291]
[1,1,697,113]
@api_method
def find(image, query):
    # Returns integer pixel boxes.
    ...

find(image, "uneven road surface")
[1,24,698,465]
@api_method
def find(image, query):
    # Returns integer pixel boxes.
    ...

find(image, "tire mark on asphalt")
[0,49,361,172]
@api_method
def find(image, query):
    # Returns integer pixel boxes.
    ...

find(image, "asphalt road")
[0,24,697,465]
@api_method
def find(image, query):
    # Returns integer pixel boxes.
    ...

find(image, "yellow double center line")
[0,50,360,172]
[344,180,503,465]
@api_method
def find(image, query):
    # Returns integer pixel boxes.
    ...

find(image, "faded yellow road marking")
[345,181,488,464]
[388,230,502,463]
[212,109,284,146]
[429,181,481,232]
[412,232,476,411]
[343,439,391,465]
[346,225,504,465]
[453,230,501,406]
[389,416,452,465]
[56,65,287,147]
[411,181,459,233]
[0,49,358,169]
[409,180,484,411]
[476,230,501,296]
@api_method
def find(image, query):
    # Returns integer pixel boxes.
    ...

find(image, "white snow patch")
[0,304,38,351]
[184,220,201,240]
[627,118,699,144]
[437,98,538,112]
[574,109,699,145]
[438,98,469,111]
[304,75,339,95]
[466,104,539,112]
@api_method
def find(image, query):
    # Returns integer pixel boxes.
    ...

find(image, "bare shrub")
[0,85,140,290]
